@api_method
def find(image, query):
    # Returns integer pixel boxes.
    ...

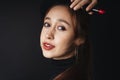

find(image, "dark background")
[0,0,112,80]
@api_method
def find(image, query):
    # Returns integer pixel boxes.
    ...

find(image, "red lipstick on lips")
[43,42,55,50]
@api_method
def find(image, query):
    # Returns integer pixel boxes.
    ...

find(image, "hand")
[70,0,97,14]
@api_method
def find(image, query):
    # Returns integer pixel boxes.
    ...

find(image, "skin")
[40,5,82,60]
[70,0,98,14]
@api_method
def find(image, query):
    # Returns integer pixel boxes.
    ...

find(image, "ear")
[74,38,85,46]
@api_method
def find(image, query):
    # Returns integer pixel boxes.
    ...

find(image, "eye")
[57,26,66,31]
[43,22,50,27]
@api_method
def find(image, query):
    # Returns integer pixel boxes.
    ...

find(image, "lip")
[42,42,55,50]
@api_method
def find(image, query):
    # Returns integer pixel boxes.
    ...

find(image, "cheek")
[55,32,75,46]
[55,35,75,55]
[40,28,45,41]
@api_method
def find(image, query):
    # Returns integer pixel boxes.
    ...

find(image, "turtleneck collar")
[49,56,76,67]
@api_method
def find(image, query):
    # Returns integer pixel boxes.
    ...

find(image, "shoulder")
[53,64,87,80]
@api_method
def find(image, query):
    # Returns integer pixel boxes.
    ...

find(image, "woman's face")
[40,5,80,60]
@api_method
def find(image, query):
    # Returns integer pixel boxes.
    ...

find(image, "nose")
[45,28,54,40]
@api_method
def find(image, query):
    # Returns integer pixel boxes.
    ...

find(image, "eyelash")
[43,22,50,27]
[43,22,66,31]
[57,26,66,31]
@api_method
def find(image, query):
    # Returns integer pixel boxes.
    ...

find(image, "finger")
[73,0,90,10]
[88,11,94,15]
[86,0,97,11]
[70,0,74,2]
[70,0,82,8]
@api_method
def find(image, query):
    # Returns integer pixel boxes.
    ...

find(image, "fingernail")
[70,5,72,8]
[86,9,89,11]
[71,0,73,2]
[74,7,77,10]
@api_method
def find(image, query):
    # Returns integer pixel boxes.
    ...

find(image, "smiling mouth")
[43,42,55,50]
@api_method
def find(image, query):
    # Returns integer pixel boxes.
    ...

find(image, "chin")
[42,53,53,59]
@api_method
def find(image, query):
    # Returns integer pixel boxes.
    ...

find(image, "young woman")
[40,0,95,80]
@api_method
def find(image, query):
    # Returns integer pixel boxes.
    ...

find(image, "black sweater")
[43,57,76,80]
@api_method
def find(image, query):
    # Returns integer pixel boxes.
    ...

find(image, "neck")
[53,50,75,60]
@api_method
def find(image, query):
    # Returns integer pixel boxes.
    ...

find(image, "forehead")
[46,5,76,22]
[46,5,72,17]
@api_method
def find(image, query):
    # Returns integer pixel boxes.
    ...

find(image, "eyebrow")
[44,17,50,20]
[58,19,70,26]
[44,17,70,26]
